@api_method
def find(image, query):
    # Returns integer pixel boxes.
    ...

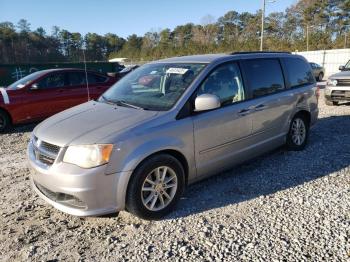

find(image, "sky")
[1,0,297,38]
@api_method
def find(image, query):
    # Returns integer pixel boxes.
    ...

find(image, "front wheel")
[325,100,339,106]
[126,154,185,220]
[286,115,309,151]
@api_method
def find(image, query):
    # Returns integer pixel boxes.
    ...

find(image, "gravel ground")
[0,91,349,261]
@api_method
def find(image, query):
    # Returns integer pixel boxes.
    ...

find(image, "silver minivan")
[28,52,319,220]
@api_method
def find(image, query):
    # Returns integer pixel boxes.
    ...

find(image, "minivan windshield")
[7,71,44,90]
[100,63,206,111]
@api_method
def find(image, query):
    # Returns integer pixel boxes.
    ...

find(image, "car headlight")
[63,144,113,168]
[327,79,338,86]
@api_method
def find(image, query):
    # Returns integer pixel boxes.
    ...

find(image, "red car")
[0,68,117,131]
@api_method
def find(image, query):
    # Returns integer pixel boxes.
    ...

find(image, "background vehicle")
[0,62,124,87]
[325,61,350,105]
[0,68,117,131]
[338,59,350,72]
[309,62,325,81]
[28,52,318,220]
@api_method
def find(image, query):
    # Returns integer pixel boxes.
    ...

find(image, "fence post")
[322,50,326,68]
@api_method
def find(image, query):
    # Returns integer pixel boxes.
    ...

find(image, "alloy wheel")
[291,118,306,146]
[141,166,178,211]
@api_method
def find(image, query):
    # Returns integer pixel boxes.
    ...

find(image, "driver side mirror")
[339,65,345,71]
[194,94,221,112]
[30,83,39,90]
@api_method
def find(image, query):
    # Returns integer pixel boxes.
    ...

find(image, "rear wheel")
[126,154,185,220]
[286,114,309,151]
[0,110,11,132]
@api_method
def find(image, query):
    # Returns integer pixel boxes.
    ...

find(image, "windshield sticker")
[166,68,189,75]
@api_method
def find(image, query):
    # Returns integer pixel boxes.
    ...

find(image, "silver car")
[28,52,319,220]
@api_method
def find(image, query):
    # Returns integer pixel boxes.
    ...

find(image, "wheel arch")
[293,109,311,126]
[0,107,13,124]
[128,149,189,185]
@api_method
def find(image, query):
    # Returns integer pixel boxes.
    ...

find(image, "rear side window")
[242,59,285,98]
[87,73,108,84]
[68,72,86,86]
[284,58,315,88]
[67,72,108,86]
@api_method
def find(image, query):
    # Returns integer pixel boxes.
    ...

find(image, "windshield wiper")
[100,95,115,105]
[114,100,145,110]
[101,96,147,110]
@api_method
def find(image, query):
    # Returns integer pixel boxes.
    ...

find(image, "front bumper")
[27,141,132,216]
[325,85,350,102]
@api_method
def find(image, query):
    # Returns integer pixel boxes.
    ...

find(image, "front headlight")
[63,144,113,168]
[327,79,338,86]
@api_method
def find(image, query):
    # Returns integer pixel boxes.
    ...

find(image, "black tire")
[325,100,334,106]
[0,110,11,133]
[286,114,309,151]
[317,72,324,81]
[126,154,185,220]
[333,101,339,106]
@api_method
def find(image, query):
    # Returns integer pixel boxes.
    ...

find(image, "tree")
[1,1,350,64]
[17,19,31,33]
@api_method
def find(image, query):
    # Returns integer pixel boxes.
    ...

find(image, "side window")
[37,73,66,89]
[68,72,86,86]
[197,62,245,106]
[87,73,108,84]
[284,58,315,88]
[242,59,285,98]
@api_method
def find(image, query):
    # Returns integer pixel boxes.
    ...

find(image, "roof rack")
[230,51,291,55]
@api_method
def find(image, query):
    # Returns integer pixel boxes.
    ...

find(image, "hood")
[329,71,350,79]
[34,101,158,147]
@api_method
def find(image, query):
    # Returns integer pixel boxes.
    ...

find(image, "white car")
[325,61,350,106]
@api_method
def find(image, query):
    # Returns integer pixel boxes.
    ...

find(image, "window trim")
[240,58,287,100]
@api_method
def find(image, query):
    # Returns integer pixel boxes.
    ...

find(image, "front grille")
[32,136,60,167]
[331,90,350,98]
[337,79,350,86]
[40,141,60,155]
[35,181,86,209]
[37,154,55,165]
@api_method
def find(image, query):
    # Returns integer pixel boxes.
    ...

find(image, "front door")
[192,62,253,178]
[19,72,67,121]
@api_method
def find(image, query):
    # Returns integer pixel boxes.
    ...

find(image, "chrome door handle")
[238,108,250,116]
[254,104,267,111]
